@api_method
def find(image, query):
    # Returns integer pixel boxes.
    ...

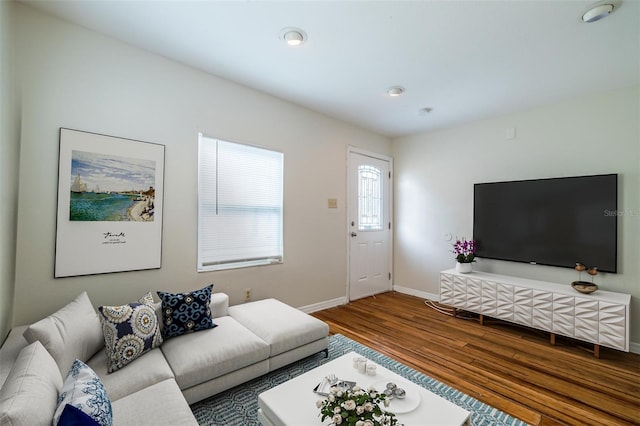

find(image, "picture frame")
[55,128,165,277]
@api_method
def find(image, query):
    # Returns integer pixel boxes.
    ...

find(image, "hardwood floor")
[311,292,640,426]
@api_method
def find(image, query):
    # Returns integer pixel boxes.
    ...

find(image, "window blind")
[198,135,283,271]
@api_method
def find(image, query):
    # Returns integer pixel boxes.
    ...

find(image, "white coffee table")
[257,351,471,426]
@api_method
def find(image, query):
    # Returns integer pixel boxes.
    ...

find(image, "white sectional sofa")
[0,291,329,425]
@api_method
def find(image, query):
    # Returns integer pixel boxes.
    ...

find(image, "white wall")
[10,3,390,326]
[0,0,19,342]
[392,86,640,345]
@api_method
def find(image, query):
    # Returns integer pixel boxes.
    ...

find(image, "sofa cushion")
[58,404,101,426]
[53,359,113,426]
[98,293,163,373]
[111,379,198,426]
[87,347,174,402]
[157,284,217,339]
[228,298,329,356]
[160,316,269,390]
[0,325,29,388]
[0,341,62,426]
[23,291,104,374]
[210,292,230,318]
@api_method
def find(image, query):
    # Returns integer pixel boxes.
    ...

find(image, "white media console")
[439,269,631,356]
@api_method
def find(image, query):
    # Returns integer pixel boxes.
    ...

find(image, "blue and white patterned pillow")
[157,284,217,339]
[53,359,112,426]
[98,292,163,373]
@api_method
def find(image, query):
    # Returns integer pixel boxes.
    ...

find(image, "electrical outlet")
[244,288,252,302]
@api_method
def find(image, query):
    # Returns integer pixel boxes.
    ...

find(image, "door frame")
[346,146,394,302]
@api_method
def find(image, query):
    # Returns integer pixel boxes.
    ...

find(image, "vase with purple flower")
[453,237,477,273]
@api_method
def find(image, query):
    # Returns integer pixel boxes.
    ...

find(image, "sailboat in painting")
[70,174,87,193]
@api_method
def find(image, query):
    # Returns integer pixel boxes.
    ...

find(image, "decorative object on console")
[98,292,163,373]
[456,262,473,273]
[316,383,398,426]
[571,281,598,294]
[575,262,586,279]
[571,263,598,294]
[588,266,598,281]
[157,284,217,339]
[453,237,476,273]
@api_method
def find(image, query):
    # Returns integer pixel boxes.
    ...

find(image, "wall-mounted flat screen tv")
[473,174,617,273]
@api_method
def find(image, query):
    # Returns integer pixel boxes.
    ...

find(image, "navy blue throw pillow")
[98,293,163,373]
[157,284,217,339]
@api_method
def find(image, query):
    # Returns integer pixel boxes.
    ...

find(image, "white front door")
[348,149,392,301]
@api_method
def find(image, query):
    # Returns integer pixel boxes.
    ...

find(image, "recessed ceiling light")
[387,86,405,96]
[581,1,621,23]
[280,27,307,46]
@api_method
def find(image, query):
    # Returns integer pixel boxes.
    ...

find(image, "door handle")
[351,232,358,237]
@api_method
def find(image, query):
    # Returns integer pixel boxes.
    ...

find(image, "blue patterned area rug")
[190,334,529,426]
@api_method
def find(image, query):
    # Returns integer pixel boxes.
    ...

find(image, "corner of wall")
[0,0,20,342]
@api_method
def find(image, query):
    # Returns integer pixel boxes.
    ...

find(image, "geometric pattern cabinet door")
[465,278,483,312]
[440,273,454,306]
[480,280,497,316]
[495,283,514,322]
[574,297,599,344]
[513,287,533,326]
[452,276,467,308]
[552,294,575,338]
[598,301,628,351]
[532,290,553,333]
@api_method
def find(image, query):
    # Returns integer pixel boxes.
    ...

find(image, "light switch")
[328,198,338,209]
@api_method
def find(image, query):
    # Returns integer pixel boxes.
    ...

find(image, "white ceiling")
[20,0,640,138]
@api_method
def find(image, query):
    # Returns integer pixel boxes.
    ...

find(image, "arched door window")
[358,165,382,231]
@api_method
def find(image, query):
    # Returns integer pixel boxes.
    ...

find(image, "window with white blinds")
[197,134,283,271]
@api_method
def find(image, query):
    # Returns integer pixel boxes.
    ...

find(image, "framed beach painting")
[55,128,165,277]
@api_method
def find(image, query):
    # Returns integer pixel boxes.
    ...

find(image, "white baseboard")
[298,296,347,314]
[629,341,640,355]
[392,285,439,301]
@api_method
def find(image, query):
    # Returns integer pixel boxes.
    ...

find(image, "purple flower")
[452,237,477,263]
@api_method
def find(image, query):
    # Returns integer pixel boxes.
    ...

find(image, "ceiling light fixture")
[581,0,621,23]
[387,86,405,97]
[280,27,307,46]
